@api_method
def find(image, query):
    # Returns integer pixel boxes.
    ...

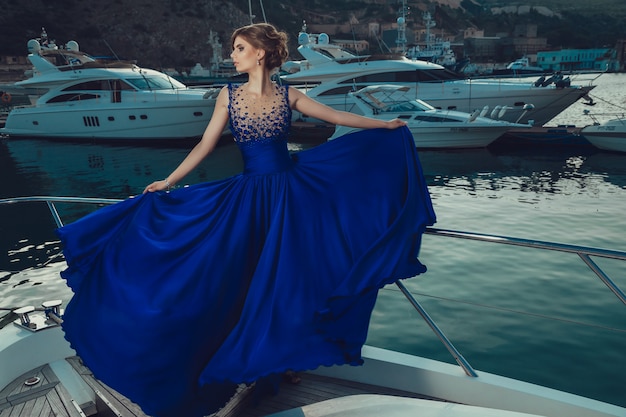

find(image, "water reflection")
[1,138,243,199]
[419,144,625,200]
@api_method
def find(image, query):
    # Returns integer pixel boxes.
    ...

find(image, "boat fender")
[490,105,502,119]
[541,75,555,87]
[468,109,480,122]
[479,105,489,117]
[555,77,571,88]
[534,76,545,87]
[0,92,11,103]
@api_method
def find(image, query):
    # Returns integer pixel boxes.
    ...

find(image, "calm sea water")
[1,73,625,409]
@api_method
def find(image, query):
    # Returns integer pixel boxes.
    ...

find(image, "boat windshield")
[125,74,185,90]
[379,99,435,113]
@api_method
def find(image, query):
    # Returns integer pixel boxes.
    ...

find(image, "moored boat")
[281,25,594,126]
[491,57,548,77]
[0,30,221,141]
[290,67,594,127]
[171,30,241,86]
[327,85,533,148]
[580,114,626,153]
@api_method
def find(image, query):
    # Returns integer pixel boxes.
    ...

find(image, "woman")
[58,23,436,417]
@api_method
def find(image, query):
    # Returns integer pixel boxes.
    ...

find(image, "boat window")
[381,102,427,113]
[63,80,108,91]
[43,50,95,69]
[379,99,435,113]
[125,75,181,90]
[317,49,338,60]
[340,68,463,84]
[62,80,134,91]
[317,86,364,96]
[414,115,462,123]
[413,99,437,111]
[46,93,101,103]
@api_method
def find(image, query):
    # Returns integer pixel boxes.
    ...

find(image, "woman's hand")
[143,180,170,194]
[386,119,408,129]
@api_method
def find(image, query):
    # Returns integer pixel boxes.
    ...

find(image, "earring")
[257,59,261,66]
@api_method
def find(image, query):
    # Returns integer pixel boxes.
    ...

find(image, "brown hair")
[231,23,289,70]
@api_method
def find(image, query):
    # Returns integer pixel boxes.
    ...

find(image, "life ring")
[0,92,11,103]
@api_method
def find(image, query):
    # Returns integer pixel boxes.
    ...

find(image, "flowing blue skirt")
[57,126,436,417]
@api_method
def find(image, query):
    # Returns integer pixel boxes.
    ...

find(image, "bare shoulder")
[287,86,306,107]
[215,86,230,107]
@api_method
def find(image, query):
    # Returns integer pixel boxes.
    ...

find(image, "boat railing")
[0,196,123,228]
[2,196,625,379]
[411,227,626,377]
[582,110,626,125]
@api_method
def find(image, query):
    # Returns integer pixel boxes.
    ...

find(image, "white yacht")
[281,27,595,126]
[0,30,220,141]
[281,26,455,85]
[328,85,532,148]
[581,112,626,152]
[405,12,459,70]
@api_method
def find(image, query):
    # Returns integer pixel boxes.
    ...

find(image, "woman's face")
[231,36,262,73]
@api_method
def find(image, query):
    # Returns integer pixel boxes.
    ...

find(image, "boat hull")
[331,125,512,148]
[1,100,215,140]
[302,81,594,126]
[494,125,589,147]
[405,125,512,148]
[581,120,626,152]
[311,345,625,417]
[2,322,623,417]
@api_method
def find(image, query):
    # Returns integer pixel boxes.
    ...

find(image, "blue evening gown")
[57,83,436,417]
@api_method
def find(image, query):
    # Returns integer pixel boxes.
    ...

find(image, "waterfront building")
[330,39,370,54]
[537,48,616,72]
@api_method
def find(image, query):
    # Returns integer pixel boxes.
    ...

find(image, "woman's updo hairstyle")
[231,23,289,70]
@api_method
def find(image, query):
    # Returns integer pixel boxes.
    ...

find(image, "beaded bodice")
[228,83,291,145]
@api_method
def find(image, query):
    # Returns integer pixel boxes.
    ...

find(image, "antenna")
[396,0,408,54]
[102,39,121,62]
[259,0,267,23]
[423,11,436,50]
[248,0,267,24]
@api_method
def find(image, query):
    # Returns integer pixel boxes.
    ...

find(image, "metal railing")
[396,227,626,377]
[2,196,625,378]
[0,195,122,227]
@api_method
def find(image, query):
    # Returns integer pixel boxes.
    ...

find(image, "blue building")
[537,48,616,72]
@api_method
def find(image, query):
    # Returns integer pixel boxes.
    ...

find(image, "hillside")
[0,0,624,71]
[475,0,625,16]
[0,0,253,71]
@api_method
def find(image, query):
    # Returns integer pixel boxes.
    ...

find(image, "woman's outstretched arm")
[143,87,230,193]
[288,87,406,130]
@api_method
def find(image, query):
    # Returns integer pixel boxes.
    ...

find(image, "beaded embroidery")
[228,83,291,145]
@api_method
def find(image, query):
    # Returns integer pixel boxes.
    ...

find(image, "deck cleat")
[13,306,36,329]
[42,299,64,324]
[13,301,64,331]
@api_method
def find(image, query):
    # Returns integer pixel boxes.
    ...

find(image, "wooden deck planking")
[66,356,149,417]
[3,356,442,417]
[30,395,48,417]
[237,372,437,417]
[0,363,84,417]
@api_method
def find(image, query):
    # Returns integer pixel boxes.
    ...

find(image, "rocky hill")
[0,0,624,72]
